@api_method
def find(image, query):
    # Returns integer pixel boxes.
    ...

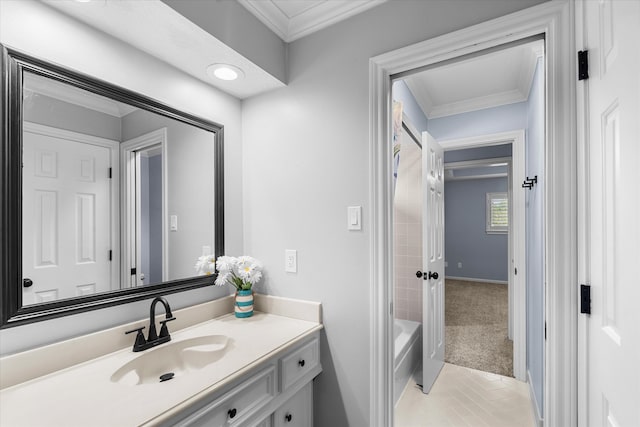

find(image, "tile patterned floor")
[395,363,536,427]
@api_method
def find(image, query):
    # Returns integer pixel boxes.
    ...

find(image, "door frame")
[368,2,576,426]
[23,121,120,292]
[120,128,168,288]
[438,130,527,382]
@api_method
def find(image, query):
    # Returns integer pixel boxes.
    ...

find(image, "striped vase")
[234,289,254,318]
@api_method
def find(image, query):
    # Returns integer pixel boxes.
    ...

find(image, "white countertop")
[0,310,322,427]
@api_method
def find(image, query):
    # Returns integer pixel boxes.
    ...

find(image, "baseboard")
[527,370,544,427]
[445,275,508,285]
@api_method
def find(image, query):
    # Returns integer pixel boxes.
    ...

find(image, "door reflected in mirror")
[21,71,217,306]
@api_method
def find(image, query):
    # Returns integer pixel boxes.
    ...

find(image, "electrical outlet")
[285,250,297,273]
[458,262,463,268]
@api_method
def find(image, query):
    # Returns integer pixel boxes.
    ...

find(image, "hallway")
[395,363,534,427]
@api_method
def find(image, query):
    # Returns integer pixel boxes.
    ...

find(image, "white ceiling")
[238,0,387,42]
[403,40,544,119]
[43,0,285,99]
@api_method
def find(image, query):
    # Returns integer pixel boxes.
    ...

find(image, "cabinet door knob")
[228,408,237,419]
[298,359,305,367]
[285,413,293,422]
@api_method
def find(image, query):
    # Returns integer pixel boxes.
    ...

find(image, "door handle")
[416,271,423,278]
[428,271,439,280]
[23,278,33,288]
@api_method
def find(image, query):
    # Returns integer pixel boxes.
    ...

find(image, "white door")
[583,0,640,425]
[22,131,112,305]
[421,131,445,393]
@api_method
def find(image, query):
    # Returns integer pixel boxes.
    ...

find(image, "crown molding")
[238,0,387,42]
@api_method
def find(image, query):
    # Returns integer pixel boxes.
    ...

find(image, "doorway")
[121,128,168,288]
[369,2,576,426]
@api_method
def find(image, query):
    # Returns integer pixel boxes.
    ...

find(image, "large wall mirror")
[1,46,224,327]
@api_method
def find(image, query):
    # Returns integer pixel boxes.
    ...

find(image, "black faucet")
[125,296,176,352]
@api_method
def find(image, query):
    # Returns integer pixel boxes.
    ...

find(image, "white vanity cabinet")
[167,332,321,427]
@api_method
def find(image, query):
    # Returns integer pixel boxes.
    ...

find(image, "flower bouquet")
[215,256,263,318]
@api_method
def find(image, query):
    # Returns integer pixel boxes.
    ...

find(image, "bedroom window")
[486,192,508,234]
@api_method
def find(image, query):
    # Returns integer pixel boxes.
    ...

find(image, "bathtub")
[394,319,421,405]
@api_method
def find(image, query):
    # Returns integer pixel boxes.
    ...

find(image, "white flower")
[235,256,263,285]
[216,256,237,274]
[195,255,216,276]
[214,270,232,287]
[213,255,264,290]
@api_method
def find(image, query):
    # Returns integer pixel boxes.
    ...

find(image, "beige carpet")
[445,279,513,377]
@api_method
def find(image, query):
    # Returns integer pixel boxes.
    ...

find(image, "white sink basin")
[110,335,230,386]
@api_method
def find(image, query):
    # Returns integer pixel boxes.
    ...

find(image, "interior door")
[583,0,640,425]
[22,130,112,305]
[421,131,445,393]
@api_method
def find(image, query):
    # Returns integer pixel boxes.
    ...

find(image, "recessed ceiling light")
[206,64,244,81]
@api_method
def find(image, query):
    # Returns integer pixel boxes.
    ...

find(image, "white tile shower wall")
[394,131,423,323]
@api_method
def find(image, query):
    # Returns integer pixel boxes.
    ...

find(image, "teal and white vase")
[235,289,254,318]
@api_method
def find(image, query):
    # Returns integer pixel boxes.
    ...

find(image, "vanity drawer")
[178,365,276,427]
[280,337,319,391]
[273,382,312,427]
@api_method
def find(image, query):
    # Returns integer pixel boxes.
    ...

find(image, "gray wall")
[0,0,243,356]
[23,92,121,141]
[148,154,163,284]
[141,155,151,284]
[241,1,547,425]
[140,154,164,285]
[428,101,528,141]
[444,177,508,282]
[445,144,512,163]
[526,57,545,419]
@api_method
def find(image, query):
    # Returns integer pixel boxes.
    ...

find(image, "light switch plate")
[347,206,362,230]
[285,249,297,273]
[170,215,178,231]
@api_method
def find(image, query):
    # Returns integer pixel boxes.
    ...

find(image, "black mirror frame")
[0,45,225,328]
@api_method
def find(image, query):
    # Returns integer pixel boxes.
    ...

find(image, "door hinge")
[578,50,589,80]
[108,250,112,261]
[130,267,136,275]
[580,284,591,314]
[108,167,112,179]
[544,322,547,341]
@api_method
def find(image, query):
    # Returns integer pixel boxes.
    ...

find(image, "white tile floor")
[395,363,536,427]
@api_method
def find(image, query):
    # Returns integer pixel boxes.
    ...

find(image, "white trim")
[574,1,589,426]
[445,276,508,285]
[23,121,120,292]
[429,89,527,119]
[120,128,168,287]
[528,369,545,427]
[369,2,576,426]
